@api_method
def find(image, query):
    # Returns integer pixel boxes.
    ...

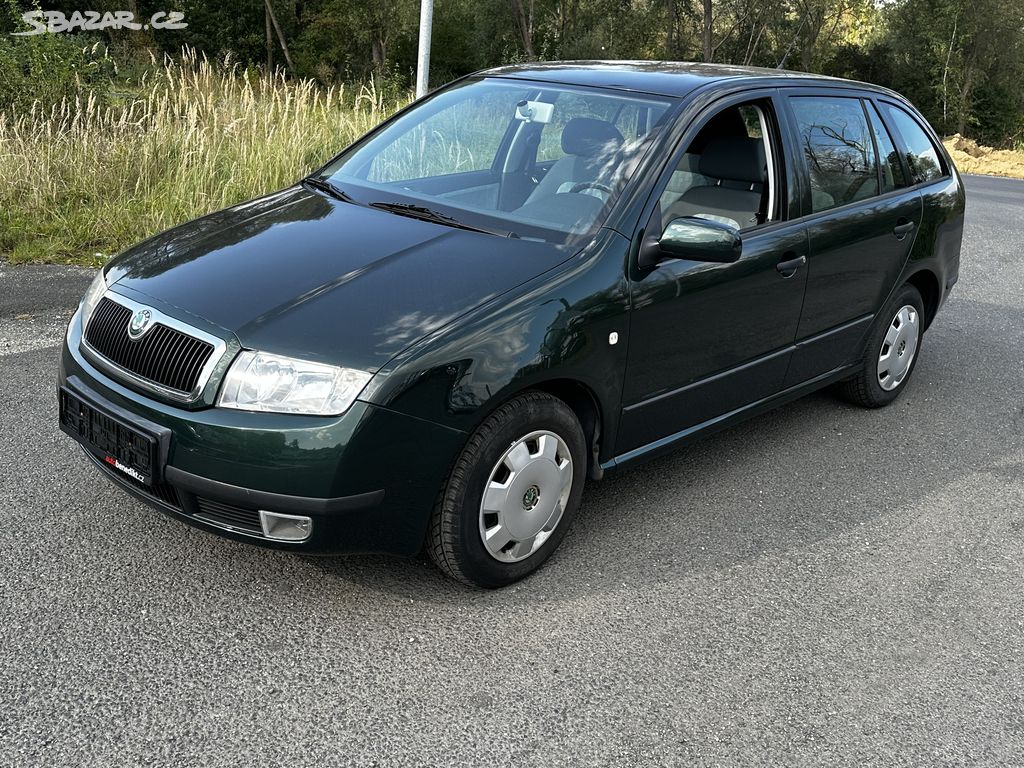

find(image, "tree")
[10,0,1022,144]
[509,0,537,59]
[703,0,713,61]
[876,0,1024,143]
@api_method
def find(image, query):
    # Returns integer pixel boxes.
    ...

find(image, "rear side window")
[880,103,945,185]
[790,96,878,213]
[865,102,907,193]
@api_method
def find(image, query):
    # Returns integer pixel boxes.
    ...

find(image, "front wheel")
[839,283,924,408]
[427,391,587,588]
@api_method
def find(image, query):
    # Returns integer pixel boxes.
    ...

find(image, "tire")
[427,391,587,588]
[839,283,925,408]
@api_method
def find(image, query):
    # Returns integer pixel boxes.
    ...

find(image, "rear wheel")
[840,283,924,408]
[427,391,586,588]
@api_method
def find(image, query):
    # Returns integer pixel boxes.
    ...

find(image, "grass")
[0,51,407,266]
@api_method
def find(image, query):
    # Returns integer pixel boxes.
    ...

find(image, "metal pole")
[415,0,433,98]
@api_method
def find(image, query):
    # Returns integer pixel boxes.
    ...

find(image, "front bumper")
[59,316,466,555]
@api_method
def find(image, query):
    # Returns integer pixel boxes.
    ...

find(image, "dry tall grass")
[943,134,1024,179]
[0,51,407,264]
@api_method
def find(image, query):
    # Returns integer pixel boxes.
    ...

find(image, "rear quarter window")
[879,103,946,185]
[865,102,907,193]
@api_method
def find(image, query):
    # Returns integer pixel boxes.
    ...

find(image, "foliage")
[2,0,1023,145]
[0,1,118,112]
[879,0,1024,145]
[0,51,404,264]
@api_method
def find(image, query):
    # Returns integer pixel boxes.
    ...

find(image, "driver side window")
[657,100,778,233]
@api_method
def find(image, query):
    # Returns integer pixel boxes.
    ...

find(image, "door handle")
[893,219,916,239]
[776,253,806,277]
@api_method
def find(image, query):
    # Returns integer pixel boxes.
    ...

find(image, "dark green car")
[59,62,964,587]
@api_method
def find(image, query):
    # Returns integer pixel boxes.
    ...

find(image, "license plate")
[59,388,158,485]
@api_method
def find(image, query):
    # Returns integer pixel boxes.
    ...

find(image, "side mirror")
[639,215,743,268]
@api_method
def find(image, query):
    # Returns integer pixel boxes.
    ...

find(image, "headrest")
[699,136,766,184]
[561,117,624,157]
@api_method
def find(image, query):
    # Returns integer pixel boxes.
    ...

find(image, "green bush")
[0,2,116,114]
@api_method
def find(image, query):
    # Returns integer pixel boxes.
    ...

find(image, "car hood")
[107,186,570,372]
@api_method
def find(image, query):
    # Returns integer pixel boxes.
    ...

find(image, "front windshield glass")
[318,78,676,243]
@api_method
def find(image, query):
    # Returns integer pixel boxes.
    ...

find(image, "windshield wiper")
[302,176,357,204]
[369,201,518,238]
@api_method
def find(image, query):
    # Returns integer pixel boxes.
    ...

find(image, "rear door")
[781,91,922,385]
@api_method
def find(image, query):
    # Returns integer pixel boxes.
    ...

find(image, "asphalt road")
[1,175,1022,767]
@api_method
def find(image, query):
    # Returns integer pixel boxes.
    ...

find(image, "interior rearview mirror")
[639,215,743,268]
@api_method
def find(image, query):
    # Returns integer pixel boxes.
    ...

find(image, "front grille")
[194,497,263,536]
[88,449,181,510]
[84,297,215,396]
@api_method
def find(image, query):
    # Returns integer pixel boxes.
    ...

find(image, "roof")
[479,60,884,99]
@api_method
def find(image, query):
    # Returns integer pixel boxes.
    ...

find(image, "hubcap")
[877,304,920,391]
[479,430,573,563]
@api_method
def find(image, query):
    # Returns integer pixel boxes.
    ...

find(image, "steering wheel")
[569,181,613,195]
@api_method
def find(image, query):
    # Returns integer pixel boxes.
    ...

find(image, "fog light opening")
[259,510,313,542]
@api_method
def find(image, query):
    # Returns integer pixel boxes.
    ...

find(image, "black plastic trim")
[64,376,172,482]
[163,466,385,515]
[83,448,181,512]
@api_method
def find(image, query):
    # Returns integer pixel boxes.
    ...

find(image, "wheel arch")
[522,378,606,481]
[905,268,941,330]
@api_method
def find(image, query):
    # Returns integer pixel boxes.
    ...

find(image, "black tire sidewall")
[450,396,587,588]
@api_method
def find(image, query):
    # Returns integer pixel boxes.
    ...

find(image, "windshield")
[318,78,676,244]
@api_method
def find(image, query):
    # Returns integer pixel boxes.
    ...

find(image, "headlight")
[79,268,110,332]
[217,350,372,416]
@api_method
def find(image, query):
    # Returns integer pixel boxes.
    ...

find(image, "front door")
[616,94,809,456]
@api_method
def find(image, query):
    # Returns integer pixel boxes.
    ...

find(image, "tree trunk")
[371,38,385,70]
[800,39,813,71]
[956,62,976,136]
[941,14,959,131]
[745,22,765,66]
[703,0,713,62]
[799,4,824,72]
[265,4,274,73]
[263,0,295,71]
[666,0,683,58]
[510,0,537,59]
